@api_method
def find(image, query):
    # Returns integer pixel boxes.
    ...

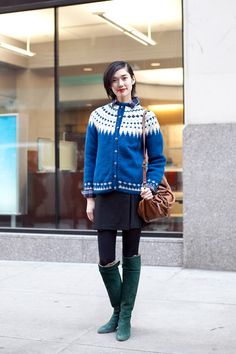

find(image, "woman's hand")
[140,187,153,200]
[86,198,95,222]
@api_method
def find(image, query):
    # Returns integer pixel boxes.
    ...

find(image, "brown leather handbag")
[138,111,175,223]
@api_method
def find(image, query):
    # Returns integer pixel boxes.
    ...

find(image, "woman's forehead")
[113,68,130,78]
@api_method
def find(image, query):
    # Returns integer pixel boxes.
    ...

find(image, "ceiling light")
[94,12,156,46]
[0,38,35,57]
[83,67,93,72]
[134,68,183,86]
[151,62,161,67]
[148,104,183,112]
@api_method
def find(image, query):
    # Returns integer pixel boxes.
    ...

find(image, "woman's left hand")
[140,187,153,200]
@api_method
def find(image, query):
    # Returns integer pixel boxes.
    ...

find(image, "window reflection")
[0,1,183,233]
[0,9,55,228]
[58,0,183,232]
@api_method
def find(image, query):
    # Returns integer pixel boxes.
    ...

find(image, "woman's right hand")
[140,187,153,200]
[86,198,95,222]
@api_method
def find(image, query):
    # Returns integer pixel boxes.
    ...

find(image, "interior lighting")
[94,12,156,46]
[83,67,93,72]
[151,62,161,67]
[0,38,35,57]
[134,68,183,86]
[148,104,183,112]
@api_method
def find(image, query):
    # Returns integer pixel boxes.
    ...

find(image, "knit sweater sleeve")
[145,111,166,191]
[82,114,97,198]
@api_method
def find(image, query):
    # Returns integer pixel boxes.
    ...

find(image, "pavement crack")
[210,326,225,331]
[56,342,176,354]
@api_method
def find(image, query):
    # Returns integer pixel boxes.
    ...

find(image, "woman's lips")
[117,88,126,92]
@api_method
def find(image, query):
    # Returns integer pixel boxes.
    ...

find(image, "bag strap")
[142,110,174,194]
[142,110,148,187]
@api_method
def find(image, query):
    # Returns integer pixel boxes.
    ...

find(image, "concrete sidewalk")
[0,261,235,354]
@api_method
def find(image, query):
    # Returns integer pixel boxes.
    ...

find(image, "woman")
[83,61,166,341]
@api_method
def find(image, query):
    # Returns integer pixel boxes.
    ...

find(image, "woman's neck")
[117,97,132,103]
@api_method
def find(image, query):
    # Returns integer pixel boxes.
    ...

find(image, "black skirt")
[93,191,144,230]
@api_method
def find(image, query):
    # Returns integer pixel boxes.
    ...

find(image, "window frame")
[0,0,184,237]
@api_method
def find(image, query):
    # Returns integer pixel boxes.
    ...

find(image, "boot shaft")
[120,255,141,316]
[116,255,141,341]
[98,260,122,309]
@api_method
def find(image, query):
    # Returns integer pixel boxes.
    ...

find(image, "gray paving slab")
[139,267,236,304]
[0,262,102,296]
[0,337,67,354]
[0,261,235,354]
[75,300,236,354]
[0,261,41,281]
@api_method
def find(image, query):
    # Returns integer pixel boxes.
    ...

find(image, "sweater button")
[115,137,118,141]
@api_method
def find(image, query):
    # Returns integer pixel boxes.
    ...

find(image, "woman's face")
[110,68,135,102]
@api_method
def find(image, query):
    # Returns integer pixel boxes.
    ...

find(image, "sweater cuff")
[146,183,158,195]
[81,189,96,198]
[146,179,159,194]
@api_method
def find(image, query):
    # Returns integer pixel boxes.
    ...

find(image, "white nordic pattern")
[89,104,160,136]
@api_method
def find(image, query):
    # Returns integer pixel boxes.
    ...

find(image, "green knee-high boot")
[116,255,141,341]
[97,260,122,334]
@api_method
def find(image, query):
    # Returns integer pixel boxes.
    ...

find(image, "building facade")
[0,0,235,271]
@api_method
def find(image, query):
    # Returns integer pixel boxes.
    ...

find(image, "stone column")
[183,0,236,270]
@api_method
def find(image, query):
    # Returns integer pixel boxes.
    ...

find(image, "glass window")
[58,0,183,232]
[0,1,183,233]
[0,9,55,228]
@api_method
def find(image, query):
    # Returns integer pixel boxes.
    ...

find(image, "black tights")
[98,228,141,266]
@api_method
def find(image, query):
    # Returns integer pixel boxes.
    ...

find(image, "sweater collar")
[111,96,140,109]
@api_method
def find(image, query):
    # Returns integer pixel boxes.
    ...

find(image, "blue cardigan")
[83,99,166,197]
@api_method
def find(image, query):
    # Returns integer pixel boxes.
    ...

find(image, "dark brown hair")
[103,61,136,100]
